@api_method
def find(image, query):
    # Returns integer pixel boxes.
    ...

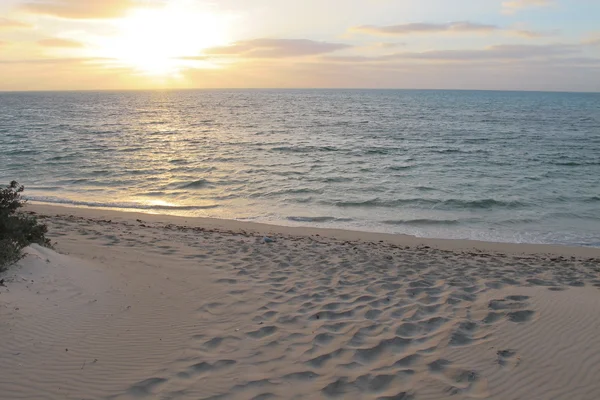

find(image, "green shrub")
[0,181,50,270]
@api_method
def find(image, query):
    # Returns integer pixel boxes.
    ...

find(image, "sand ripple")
[1,209,600,399]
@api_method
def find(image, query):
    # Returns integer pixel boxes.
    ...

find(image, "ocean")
[1,89,599,246]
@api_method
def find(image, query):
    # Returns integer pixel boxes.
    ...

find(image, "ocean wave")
[271,145,339,153]
[56,178,90,185]
[443,198,525,209]
[497,218,537,224]
[331,198,383,208]
[313,176,353,183]
[382,218,460,226]
[551,161,600,166]
[47,154,78,161]
[432,148,462,154]
[177,179,213,189]
[117,147,144,153]
[90,169,110,175]
[388,165,413,171]
[413,186,438,192]
[331,197,525,209]
[169,159,189,165]
[461,138,490,143]
[135,191,167,197]
[259,187,323,197]
[26,196,219,211]
[273,170,305,177]
[11,149,40,155]
[287,216,353,223]
[289,197,313,203]
[521,176,542,181]
[364,148,391,155]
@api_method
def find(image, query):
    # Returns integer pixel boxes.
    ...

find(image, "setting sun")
[94,4,230,76]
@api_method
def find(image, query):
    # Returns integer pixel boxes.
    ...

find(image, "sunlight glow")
[95,3,230,76]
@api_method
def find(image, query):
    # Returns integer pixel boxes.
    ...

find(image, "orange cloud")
[21,0,136,19]
[351,21,499,36]
[180,57,600,93]
[351,21,554,40]
[583,34,600,46]
[511,29,558,38]
[325,43,580,63]
[377,42,406,49]
[205,39,352,58]
[0,17,32,29]
[37,38,84,48]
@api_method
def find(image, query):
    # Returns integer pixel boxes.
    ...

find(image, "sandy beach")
[1,203,600,400]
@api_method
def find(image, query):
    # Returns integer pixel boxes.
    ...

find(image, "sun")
[96,4,230,76]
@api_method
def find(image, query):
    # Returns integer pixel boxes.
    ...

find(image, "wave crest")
[26,196,219,211]
[332,197,525,209]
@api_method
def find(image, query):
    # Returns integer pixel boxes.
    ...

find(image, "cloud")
[177,55,210,61]
[204,38,352,58]
[0,17,32,29]
[180,56,600,92]
[351,21,551,39]
[412,44,577,60]
[21,0,136,19]
[375,42,406,49]
[37,38,84,48]
[325,43,579,63]
[511,29,559,38]
[0,41,8,47]
[351,21,499,36]
[0,57,110,65]
[502,0,553,14]
[583,36,600,46]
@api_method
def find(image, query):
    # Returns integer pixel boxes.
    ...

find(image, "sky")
[0,0,599,91]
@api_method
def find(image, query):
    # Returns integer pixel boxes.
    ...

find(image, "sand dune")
[1,204,600,399]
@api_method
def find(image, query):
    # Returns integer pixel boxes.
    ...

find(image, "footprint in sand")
[487,295,536,324]
[497,349,521,369]
[247,325,278,339]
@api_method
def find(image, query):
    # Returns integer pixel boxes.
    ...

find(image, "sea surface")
[1,89,599,246]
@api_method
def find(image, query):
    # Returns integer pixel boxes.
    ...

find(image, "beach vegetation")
[0,181,50,271]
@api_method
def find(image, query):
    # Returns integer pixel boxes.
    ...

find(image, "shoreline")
[27,202,600,258]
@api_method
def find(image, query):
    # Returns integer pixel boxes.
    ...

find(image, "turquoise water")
[1,89,599,246]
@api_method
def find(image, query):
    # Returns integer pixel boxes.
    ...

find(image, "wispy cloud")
[585,39,600,47]
[204,39,352,58]
[38,38,84,48]
[409,44,577,61]
[177,55,210,61]
[0,17,33,30]
[375,42,406,49]
[582,34,600,46]
[180,55,600,92]
[502,0,553,14]
[511,29,559,38]
[351,21,554,40]
[325,43,579,63]
[21,0,136,19]
[351,21,499,36]
[0,57,109,65]
[0,41,8,47]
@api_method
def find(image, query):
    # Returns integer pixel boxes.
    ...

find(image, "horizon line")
[1,87,599,95]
